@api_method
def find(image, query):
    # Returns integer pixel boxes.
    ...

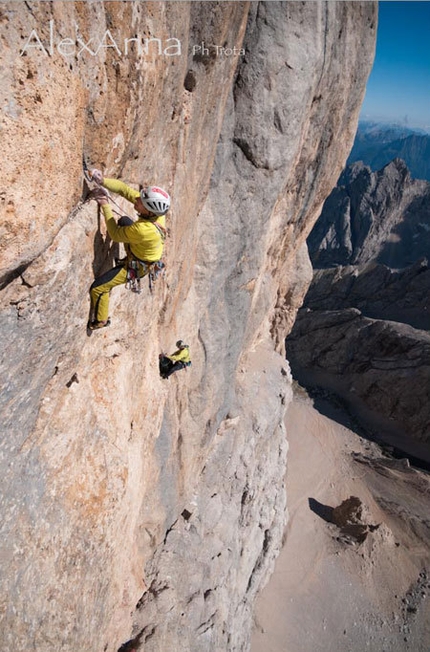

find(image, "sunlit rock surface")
[0,2,376,650]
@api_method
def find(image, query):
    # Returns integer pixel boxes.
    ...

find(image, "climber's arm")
[102,178,140,204]
[101,205,141,244]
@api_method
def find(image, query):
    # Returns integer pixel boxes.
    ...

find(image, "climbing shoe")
[87,318,111,331]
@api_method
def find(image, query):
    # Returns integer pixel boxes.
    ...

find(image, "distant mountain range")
[348,121,430,181]
[308,158,430,269]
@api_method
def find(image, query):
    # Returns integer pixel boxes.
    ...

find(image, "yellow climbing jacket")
[168,347,191,364]
[101,178,166,262]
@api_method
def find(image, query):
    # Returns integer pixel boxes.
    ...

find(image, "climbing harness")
[125,258,166,294]
[125,260,142,294]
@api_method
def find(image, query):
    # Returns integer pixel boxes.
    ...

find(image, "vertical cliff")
[0,2,377,651]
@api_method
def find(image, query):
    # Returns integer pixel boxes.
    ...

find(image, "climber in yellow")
[159,341,191,379]
[87,169,170,330]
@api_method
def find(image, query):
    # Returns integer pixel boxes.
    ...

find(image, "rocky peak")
[378,156,411,182]
[309,159,430,268]
[349,127,430,181]
[338,160,372,186]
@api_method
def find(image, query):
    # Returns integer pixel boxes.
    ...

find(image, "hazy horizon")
[360,2,430,132]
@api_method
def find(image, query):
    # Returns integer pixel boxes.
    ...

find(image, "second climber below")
[159,341,191,379]
[88,169,170,330]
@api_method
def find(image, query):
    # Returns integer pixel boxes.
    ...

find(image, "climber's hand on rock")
[89,187,109,206]
[90,169,104,185]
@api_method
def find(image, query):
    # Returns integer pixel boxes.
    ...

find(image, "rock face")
[305,259,430,331]
[287,309,430,454]
[308,159,430,268]
[0,2,377,651]
[330,495,380,545]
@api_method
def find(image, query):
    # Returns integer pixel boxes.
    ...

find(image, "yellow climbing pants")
[90,264,148,322]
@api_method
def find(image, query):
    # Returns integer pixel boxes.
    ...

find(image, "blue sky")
[360,1,430,130]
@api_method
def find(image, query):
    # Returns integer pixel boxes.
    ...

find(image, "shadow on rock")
[308,497,334,523]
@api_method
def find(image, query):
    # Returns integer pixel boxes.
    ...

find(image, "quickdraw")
[83,157,92,184]
[126,260,143,294]
[148,260,165,293]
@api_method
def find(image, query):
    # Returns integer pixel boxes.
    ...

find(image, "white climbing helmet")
[140,186,171,216]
